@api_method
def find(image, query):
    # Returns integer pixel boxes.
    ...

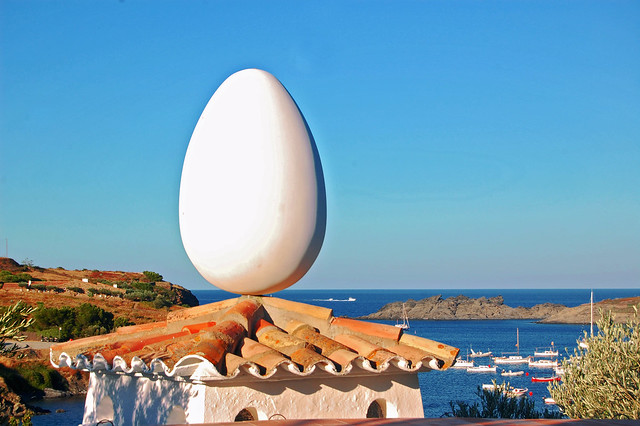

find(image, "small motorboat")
[470,347,492,358]
[467,365,497,373]
[543,397,557,405]
[534,344,558,357]
[494,355,530,364]
[531,375,561,382]
[501,369,524,376]
[529,359,558,368]
[482,384,528,397]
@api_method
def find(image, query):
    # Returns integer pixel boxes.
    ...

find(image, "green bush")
[16,364,66,391]
[549,307,640,419]
[0,270,34,283]
[142,271,163,282]
[67,286,85,294]
[114,317,133,328]
[124,289,155,302]
[32,303,114,340]
[445,382,562,419]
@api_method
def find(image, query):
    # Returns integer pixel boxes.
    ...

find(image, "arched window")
[366,400,384,418]
[366,398,399,419]
[234,408,256,422]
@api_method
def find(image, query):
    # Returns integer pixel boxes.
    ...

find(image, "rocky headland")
[359,294,640,323]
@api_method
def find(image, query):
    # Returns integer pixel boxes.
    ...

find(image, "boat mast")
[590,290,594,337]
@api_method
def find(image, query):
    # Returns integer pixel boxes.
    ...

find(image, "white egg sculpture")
[179,69,326,295]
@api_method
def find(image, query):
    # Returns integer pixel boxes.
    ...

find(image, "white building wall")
[82,371,424,425]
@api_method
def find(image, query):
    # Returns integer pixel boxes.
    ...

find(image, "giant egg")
[179,69,326,295]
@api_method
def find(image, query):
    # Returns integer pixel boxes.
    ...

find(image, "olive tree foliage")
[445,382,562,419]
[0,301,36,354]
[550,307,640,419]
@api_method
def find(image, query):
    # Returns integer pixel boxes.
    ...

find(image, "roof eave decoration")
[50,296,459,382]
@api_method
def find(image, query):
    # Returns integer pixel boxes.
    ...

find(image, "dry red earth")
[0,257,195,324]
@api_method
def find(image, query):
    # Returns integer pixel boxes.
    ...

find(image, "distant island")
[359,294,640,324]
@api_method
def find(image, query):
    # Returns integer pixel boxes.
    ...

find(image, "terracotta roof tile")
[50,296,458,381]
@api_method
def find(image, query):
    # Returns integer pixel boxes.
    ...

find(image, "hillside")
[0,257,199,325]
[360,294,640,323]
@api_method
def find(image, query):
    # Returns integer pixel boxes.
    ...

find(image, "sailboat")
[395,302,410,329]
[579,290,593,349]
[494,328,530,364]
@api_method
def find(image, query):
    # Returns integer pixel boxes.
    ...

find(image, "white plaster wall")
[82,372,423,425]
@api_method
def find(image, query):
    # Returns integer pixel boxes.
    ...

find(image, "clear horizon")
[1,1,638,291]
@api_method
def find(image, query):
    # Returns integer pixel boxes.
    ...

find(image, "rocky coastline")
[359,294,640,324]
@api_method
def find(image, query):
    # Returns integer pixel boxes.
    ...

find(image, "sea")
[33,288,640,424]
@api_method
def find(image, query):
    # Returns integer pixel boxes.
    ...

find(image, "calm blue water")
[32,288,639,423]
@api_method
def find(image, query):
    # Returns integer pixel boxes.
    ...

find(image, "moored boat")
[467,365,497,373]
[543,397,557,404]
[501,369,524,376]
[495,328,530,364]
[394,302,410,329]
[531,375,561,382]
[494,354,530,364]
[451,358,474,369]
[529,359,558,368]
[470,347,492,358]
[482,384,528,397]
[534,347,558,357]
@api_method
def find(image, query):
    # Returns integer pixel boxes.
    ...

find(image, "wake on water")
[312,297,356,302]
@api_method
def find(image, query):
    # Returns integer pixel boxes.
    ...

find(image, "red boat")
[531,376,561,382]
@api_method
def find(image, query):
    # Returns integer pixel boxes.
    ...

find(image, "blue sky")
[1,1,638,290]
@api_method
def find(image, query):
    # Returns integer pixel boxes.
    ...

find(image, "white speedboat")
[501,369,524,376]
[470,348,492,358]
[467,365,497,373]
[451,359,474,369]
[529,359,558,368]
[494,354,530,364]
[482,384,528,397]
[534,348,559,357]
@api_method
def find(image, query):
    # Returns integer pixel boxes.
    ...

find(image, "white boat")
[347,297,356,301]
[467,365,497,373]
[494,355,530,364]
[529,359,558,368]
[394,302,410,329]
[501,369,525,376]
[494,328,530,364]
[469,346,492,358]
[534,347,558,357]
[554,366,565,376]
[543,397,557,405]
[451,359,474,369]
[482,384,528,397]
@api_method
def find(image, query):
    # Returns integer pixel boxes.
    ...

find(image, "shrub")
[16,364,66,391]
[67,286,85,294]
[142,271,163,282]
[32,303,114,340]
[549,307,640,419]
[445,382,562,419]
[130,281,154,292]
[0,270,34,283]
[0,302,36,355]
[114,317,133,328]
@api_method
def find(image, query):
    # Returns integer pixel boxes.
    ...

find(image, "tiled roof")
[50,296,459,382]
